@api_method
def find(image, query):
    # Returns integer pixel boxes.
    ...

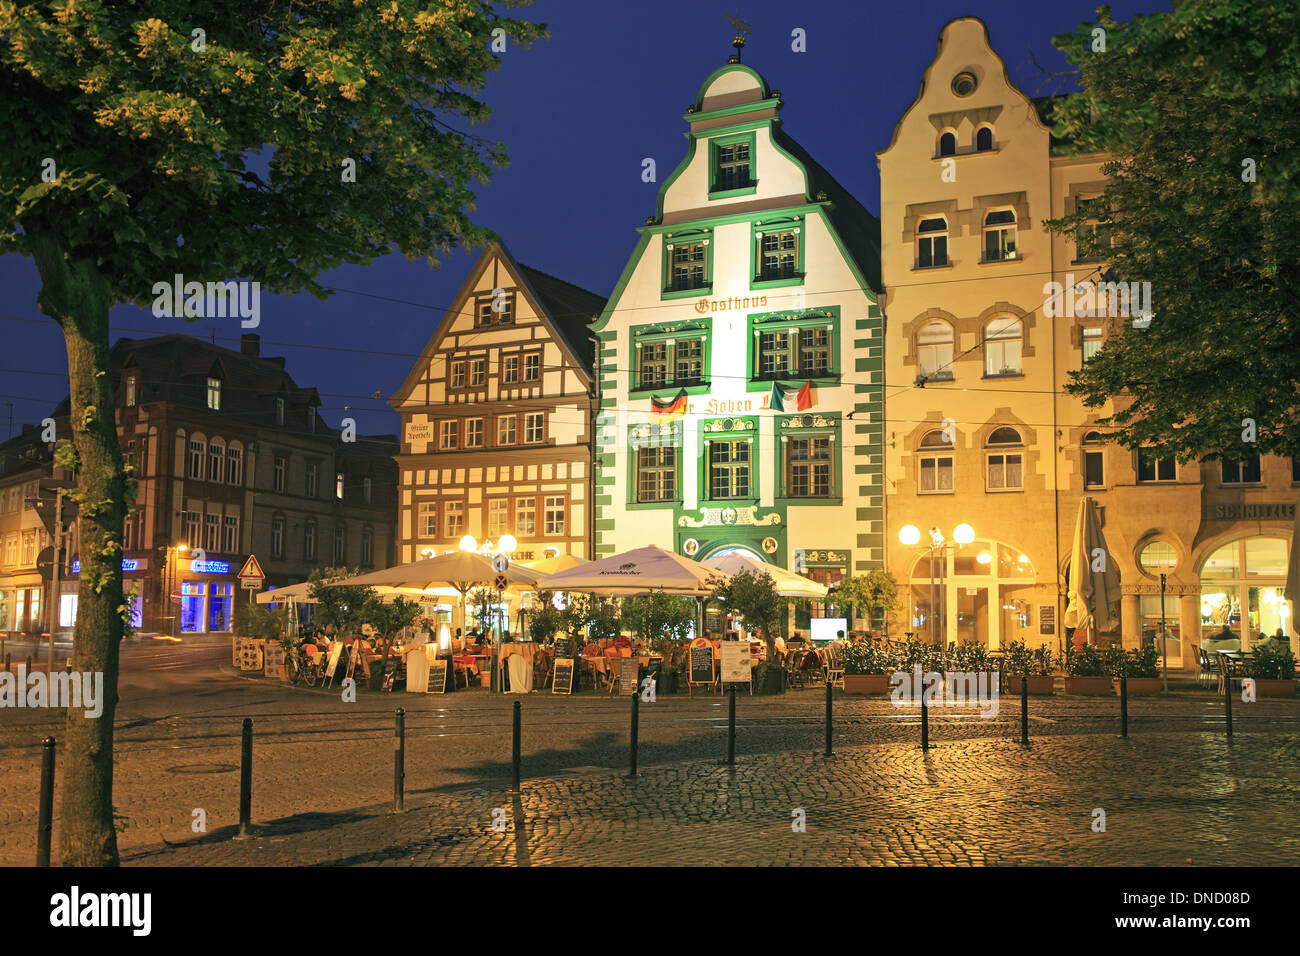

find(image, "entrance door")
[954,586,988,647]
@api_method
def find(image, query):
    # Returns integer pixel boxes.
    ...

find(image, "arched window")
[226,441,243,487]
[916,321,954,380]
[983,209,1017,261]
[207,438,225,484]
[985,427,1023,491]
[916,217,948,268]
[918,430,954,494]
[975,126,994,151]
[983,317,1023,376]
[1082,431,1104,488]
[938,131,956,156]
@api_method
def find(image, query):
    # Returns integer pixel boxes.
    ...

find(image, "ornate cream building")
[879,16,1297,669]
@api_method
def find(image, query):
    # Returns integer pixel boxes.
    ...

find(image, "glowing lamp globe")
[899,525,921,546]
[458,535,478,553]
[498,534,518,554]
[953,523,975,545]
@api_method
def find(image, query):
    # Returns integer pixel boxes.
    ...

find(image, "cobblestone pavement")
[3,642,1298,865]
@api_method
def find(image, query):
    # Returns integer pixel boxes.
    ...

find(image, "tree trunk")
[31,232,123,867]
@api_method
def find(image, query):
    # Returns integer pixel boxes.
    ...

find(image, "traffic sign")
[237,554,265,581]
[170,592,183,605]
[494,574,508,591]
[241,578,260,590]
[492,554,510,574]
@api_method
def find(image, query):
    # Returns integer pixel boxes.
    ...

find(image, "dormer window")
[125,375,138,407]
[206,377,221,411]
[975,126,994,151]
[307,413,316,434]
[938,131,956,157]
[709,133,755,197]
[275,397,285,426]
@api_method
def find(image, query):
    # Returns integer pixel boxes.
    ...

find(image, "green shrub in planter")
[1031,646,1055,676]
[947,641,991,672]
[839,641,897,675]
[1065,643,1106,677]
[897,638,942,672]
[1003,641,1032,676]
[1246,644,1297,680]
[1102,645,1161,678]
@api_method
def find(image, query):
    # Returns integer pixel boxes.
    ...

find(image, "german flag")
[649,387,689,422]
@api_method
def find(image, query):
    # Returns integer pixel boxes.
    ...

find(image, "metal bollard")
[1119,675,1129,738]
[65,658,73,674]
[3,652,9,674]
[238,718,252,838]
[824,679,833,757]
[394,708,405,813]
[1019,673,1029,746]
[511,700,521,791]
[629,689,639,777]
[36,737,55,866]
[920,675,930,751]
[727,685,736,766]
[26,655,32,674]
[1223,667,1233,739]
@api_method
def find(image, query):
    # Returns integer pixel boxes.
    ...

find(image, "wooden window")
[361,527,373,566]
[708,440,751,499]
[984,318,1023,375]
[273,456,286,493]
[917,322,953,380]
[758,331,790,377]
[450,361,467,389]
[204,514,220,552]
[917,217,948,268]
[488,498,509,537]
[669,241,707,291]
[1137,449,1176,483]
[637,446,677,502]
[226,446,242,486]
[918,430,954,494]
[464,418,484,448]
[188,439,205,479]
[503,355,520,384]
[439,420,458,450]
[206,377,221,411]
[759,229,798,280]
[271,518,284,557]
[1082,327,1103,364]
[516,497,536,536]
[787,437,832,497]
[418,501,438,538]
[222,516,239,553]
[983,209,1017,261]
[303,521,316,560]
[305,462,318,497]
[207,440,224,483]
[524,412,545,444]
[523,353,540,381]
[715,141,751,190]
[674,339,704,385]
[444,501,465,538]
[1083,432,1105,488]
[1221,456,1261,484]
[497,415,517,446]
[470,359,486,387]
[543,496,566,536]
[640,343,668,389]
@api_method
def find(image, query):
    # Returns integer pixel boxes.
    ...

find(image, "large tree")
[1046,0,1299,460]
[0,0,543,866]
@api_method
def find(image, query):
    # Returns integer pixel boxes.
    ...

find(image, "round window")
[1139,541,1178,575]
[952,71,978,97]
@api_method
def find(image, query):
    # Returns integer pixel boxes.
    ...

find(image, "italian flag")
[650,387,689,422]
[770,381,813,412]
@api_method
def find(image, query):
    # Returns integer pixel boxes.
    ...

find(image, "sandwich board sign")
[237,554,265,590]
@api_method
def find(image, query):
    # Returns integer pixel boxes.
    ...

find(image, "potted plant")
[1105,644,1163,695]
[840,641,897,694]
[1064,643,1111,694]
[1245,644,1297,698]
[1004,641,1055,695]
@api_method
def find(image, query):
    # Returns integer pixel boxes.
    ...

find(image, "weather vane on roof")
[723,13,752,63]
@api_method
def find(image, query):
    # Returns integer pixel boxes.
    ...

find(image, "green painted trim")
[683,97,781,124]
[625,421,683,511]
[708,131,757,198]
[595,519,616,531]
[697,415,760,504]
[693,63,770,109]
[812,207,882,299]
[773,412,842,501]
[646,203,823,234]
[592,232,652,333]
[745,307,841,391]
[627,317,713,393]
[660,227,714,300]
[748,215,806,290]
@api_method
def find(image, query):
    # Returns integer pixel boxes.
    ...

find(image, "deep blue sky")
[0,0,1166,439]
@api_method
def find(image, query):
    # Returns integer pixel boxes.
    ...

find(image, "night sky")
[0,0,1166,440]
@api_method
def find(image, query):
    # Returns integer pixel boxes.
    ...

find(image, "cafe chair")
[1213,652,1243,696]
[1196,648,1214,688]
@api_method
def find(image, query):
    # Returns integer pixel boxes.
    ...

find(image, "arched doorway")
[1198,535,1292,651]
[706,545,766,563]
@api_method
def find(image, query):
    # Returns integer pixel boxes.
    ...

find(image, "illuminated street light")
[953,523,975,545]
[498,534,518,554]
[458,534,478,553]
[898,524,921,546]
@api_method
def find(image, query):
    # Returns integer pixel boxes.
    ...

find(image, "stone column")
[1121,592,1139,650]
[1179,593,1201,672]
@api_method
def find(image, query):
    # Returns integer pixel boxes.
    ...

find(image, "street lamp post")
[899,523,974,646]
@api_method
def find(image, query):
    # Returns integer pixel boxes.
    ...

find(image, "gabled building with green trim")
[592,57,885,631]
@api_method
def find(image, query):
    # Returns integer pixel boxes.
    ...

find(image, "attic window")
[307,413,316,434]
[206,377,221,411]
[952,71,977,97]
[126,375,137,407]
[275,397,285,426]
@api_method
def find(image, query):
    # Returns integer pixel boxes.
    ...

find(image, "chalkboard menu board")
[1039,605,1056,636]
[688,642,714,692]
[552,657,575,695]
[554,638,572,659]
[619,656,641,695]
[426,659,448,695]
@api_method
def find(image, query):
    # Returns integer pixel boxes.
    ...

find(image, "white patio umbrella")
[255,581,316,604]
[536,544,727,597]
[1063,496,1121,644]
[520,553,588,577]
[702,552,828,598]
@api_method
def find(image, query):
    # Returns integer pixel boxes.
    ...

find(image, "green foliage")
[839,641,897,676]
[1245,644,1297,680]
[1045,1,1300,459]
[1065,643,1107,677]
[1104,644,1160,678]
[1003,641,1055,677]
[587,597,623,643]
[233,601,290,646]
[832,570,900,629]
[468,586,498,633]
[306,566,371,634]
[365,595,421,640]
[528,592,562,644]
[897,638,943,672]
[711,568,785,658]
[946,640,991,672]
[621,590,694,648]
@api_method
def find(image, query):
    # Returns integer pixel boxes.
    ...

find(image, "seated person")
[1202,624,1241,652]
[1263,628,1291,650]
